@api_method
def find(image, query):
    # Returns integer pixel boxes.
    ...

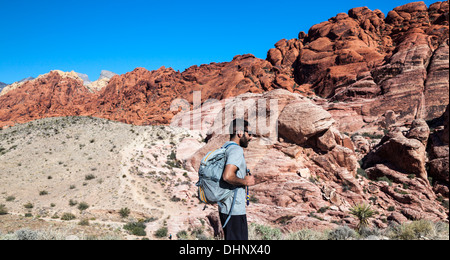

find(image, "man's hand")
[244,175,256,186]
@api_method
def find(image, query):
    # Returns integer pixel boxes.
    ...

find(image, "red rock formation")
[1,2,447,131]
[182,90,448,230]
[0,71,92,127]
[267,1,449,127]
[0,55,281,128]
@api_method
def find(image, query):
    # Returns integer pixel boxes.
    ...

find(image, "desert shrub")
[77,202,89,211]
[61,213,76,221]
[249,223,283,240]
[350,203,376,230]
[177,230,189,240]
[358,226,383,238]
[78,219,90,226]
[0,204,7,215]
[434,222,449,240]
[170,196,181,202]
[23,202,34,209]
[328,226,358,240]
[85,174,96,180]
[15,229,39,240]
[287,229,328,240]
[124,221,147,237]
[119,208,130,218]
[386,220,437,240]
[357,168,368,179]
[2,227,122,240]
[155,226,168,238]
[377,176,393,186]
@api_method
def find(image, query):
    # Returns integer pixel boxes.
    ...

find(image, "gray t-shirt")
[218,141,247,216]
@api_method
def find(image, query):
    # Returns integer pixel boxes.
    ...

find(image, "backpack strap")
[222,188,238,229]
[221,142,240,229]
[223,142,239,149]
[202,143,238,165]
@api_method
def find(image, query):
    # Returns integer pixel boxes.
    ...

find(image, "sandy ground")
[0,116,216,239]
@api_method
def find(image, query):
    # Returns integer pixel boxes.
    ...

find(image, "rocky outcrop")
[180,90,362,229]
[76,72,91,85]
[98,70,117,81]
[360,111,449,223]
[363,119,429,180]
[278,99,335,146]
[365,164,445,222]
[0,71,92,127]
[85,70,118,92]
[177,89,448,231]
[267,1,449,131]
[427,105,449,197]
[87,55,282,126]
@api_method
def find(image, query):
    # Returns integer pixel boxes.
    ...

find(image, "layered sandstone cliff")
[267,1,449,132]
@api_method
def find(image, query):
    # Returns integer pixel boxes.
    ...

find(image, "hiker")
[218,118,257,240]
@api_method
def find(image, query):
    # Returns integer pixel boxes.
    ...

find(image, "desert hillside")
[0,116,211,239]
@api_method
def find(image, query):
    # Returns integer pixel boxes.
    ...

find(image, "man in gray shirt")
[219,119,256,240]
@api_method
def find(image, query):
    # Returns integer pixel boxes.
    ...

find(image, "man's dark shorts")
[219,213,248,240]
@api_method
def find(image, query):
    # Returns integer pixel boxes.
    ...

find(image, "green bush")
[0,204,7,215]
[85,174,96,181]
[350,203,376,230]
[16,229,39,240]
[328,226,358,240]
[77,202,89,211]
[119,208,130,218]
[23,202,34,209]
[124,221,147,237]
[155,226,168,238]
[176,230,189,240]
[387,220,436,240]
[249,223,283,240]
[61,213,76,221]
[287,229,328,240]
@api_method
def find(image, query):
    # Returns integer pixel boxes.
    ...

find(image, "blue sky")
[0,0,439,84]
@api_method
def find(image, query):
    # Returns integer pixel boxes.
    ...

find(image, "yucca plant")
[350,203,376,230]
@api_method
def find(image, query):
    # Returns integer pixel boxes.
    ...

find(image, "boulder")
[406,119,430,146]
[364,133,427,180]
[278,99,335,145]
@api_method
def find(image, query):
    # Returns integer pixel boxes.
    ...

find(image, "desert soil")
[0,116,214,239]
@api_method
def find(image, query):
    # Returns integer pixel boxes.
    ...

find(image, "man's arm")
[222,164,256,187]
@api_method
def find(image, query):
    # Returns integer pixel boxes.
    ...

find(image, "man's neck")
[229,138,240,146]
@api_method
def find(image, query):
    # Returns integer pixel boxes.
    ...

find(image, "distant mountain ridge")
[0,82,7,92]
[0,1,447,129]
[76,70,117,86]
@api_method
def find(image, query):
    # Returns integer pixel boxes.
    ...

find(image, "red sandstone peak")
[0,1,448,129]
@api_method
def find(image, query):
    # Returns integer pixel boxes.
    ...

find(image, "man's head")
[229,119,253,148]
